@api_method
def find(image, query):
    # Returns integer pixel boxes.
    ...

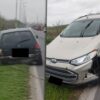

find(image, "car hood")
[47,35,97,60]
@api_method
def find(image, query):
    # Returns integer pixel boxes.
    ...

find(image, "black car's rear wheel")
[27,56,43,65]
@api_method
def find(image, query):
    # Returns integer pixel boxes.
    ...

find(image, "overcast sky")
[48,0,100,26]
[0,0,46,24]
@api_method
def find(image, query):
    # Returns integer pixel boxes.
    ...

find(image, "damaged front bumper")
[46,59,98,85]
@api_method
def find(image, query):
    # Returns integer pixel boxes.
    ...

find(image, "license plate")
[48,76,62,85]
[12,48,29,57]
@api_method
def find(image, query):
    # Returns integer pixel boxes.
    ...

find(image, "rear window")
[2,32,20,47]
[1,31,36,47]
[19,31,33,40]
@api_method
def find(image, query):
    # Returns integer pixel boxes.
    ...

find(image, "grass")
[45,80,83,100]
[46,25,67,44]
[0,64,29,100]
[45,80,72,100]
[46,34,54,44]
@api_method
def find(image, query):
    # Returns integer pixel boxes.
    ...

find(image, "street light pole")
[15,0,18,28]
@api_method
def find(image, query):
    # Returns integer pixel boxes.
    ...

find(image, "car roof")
[0,27,32,34]
[76,13,100,21]
[0,27,36,37]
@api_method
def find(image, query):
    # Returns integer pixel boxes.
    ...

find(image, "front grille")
[46,66,78,82]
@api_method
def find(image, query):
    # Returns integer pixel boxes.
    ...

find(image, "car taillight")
[34,42,40,49]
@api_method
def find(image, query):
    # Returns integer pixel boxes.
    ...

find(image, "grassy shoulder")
[45,80,72,100]
[45,79,83,100]
[46,25,67,44]
[0,64,29,100]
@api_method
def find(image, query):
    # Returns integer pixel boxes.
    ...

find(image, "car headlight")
[70,50,97,66]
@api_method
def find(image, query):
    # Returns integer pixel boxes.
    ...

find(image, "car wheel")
[28,57,43,65]
[36,59,43,65]
[96,57,100,76]
[91,56,100,76]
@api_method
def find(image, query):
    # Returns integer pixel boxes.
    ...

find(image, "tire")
[36,58,43,65]
[36,57,43,65]
[96,57,100,76]
[27,57,43,65]
[91,56,100,76]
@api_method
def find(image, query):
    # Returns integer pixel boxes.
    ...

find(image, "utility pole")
[23,2,27,27]
[44,0,47,33]
[15,0,18,28]
[19,0,22,23]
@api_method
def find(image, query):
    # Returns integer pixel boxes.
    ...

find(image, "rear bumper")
[0,53,42,64]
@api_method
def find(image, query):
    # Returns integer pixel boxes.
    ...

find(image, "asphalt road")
[79,80,100,100]
[29,31,45,100]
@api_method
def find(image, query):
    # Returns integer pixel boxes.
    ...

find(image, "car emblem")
[51,58,57,63]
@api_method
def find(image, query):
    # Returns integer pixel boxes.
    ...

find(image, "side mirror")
[36,35,38,39]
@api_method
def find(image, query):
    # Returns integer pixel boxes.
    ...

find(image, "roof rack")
[77,13,100,20]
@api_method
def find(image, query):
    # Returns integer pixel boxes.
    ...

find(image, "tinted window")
[18,31,33,40]
[17,31,36,47]
[2,31,36,47]
[2,32,20,47]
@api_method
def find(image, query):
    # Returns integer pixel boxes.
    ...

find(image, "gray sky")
[0,0,46,24]
[48,0,100,26]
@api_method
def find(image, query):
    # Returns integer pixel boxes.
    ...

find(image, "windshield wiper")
[81,20,94,37]
[16,38,30,46]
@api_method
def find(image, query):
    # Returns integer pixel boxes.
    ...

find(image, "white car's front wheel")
[90,56,100,76]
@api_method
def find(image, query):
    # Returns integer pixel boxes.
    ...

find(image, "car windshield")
[61,19,100,37]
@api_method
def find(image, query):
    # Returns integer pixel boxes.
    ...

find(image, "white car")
[46,13,100,85]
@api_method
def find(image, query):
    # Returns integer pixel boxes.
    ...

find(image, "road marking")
[29,66,44,100]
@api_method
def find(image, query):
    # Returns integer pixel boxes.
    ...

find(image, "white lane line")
[29,66,44,100]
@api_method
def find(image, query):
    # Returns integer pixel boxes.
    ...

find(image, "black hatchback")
[0,28,42,65]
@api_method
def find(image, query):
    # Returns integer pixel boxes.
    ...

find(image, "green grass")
[46,25,67,44]
[45,80,72,100]
[0,64,29,100]
[46,34,54,44]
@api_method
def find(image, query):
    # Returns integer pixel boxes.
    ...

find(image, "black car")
[0,28,42,65]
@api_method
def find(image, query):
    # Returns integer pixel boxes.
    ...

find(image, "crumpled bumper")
[46,59,98,85]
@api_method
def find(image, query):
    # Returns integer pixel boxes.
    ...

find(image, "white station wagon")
[46,13,100,85]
